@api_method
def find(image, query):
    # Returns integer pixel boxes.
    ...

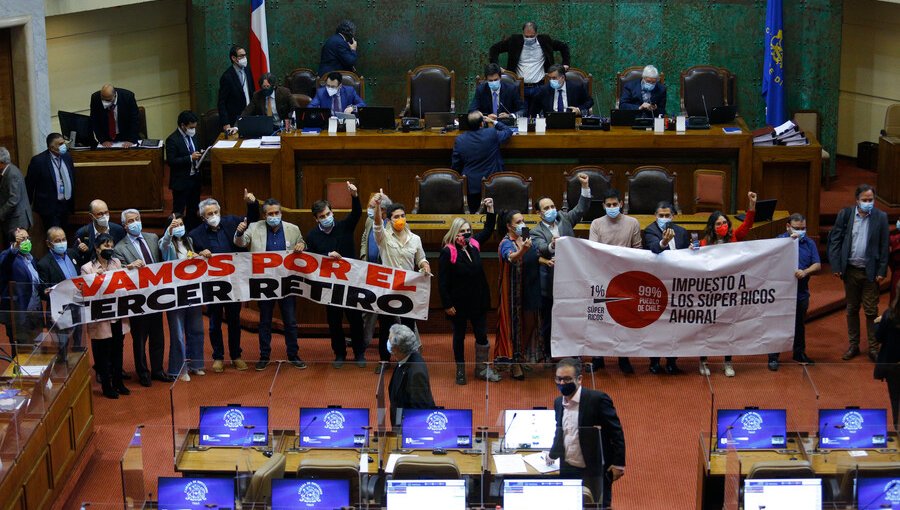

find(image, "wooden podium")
[877,136,900,206]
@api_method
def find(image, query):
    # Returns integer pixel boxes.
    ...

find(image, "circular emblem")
[426,411,448,433]
[183,480,209,504]
[842,411,864,433]
[604,271,668,328]
[323,410,346,433]
[741,412,763,433]
[885,481,900,504]
[223,408,245,430]
[297,481,323,505]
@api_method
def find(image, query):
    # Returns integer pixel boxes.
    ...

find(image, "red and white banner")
[551,237,798,357]
[249,0,269,85]
[49,252,431,328]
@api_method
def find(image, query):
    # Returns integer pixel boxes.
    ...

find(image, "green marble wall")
[190,0,841,173]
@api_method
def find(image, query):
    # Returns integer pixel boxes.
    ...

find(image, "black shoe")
[618,358,634,374]
[869,349,879,362]
[288,357,308,370]
[255,359,270,371]
[151,371,175,383]
[590,357,605,372]
[649,362,663,374]
[792,353,814,365]
[768,359,779,371]
[138,375,152,387]
[102,387,119,399]
[121,371,131,380]
[115,385,131,395]
[665,363,683,375]
[455,367,467,385]
[333,357,346,369]
[842,346,860,360]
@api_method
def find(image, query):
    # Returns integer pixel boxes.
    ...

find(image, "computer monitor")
[158,476,235,510]
[295,107,331,129]
[299,407,369,448]
[357,106,396,130]
[743,479,822,510]
[857,477,900,509]
[198,405,268,447]
[503,479,582,510]
[270,478,350,510]
[237,115,276,139]
[502,409,556,450]
[386,480,467,510]
[401,409,472,449]
[818,408,888,449]
[715,409,787,450]
[58,110,96,148]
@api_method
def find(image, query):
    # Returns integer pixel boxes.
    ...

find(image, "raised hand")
[347,181,358,197]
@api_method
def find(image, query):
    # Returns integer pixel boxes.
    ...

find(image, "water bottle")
[691,232,700,250]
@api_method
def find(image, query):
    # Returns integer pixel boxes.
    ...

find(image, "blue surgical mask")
[605,207,621,219]
[172,226,186,238]
[266,215,282,228]
[52,241,67,255]
[320,215,335,229]
[790,228,806,239]
[386,339,393,355]
[57,144,68,155]
[641,80,656,92]
[514,223,524,236]
[859,200,874,213]
[542,209,557,224]
[896,220,900,230]
[549,79,562,90]
[127,221,142,235]
[367,208,376,219]
[523,36,537,46]
[487,80,501,92]
[656,218,670,231]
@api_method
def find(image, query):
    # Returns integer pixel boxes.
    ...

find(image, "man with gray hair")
[618,64,668,116]
[0,147,33,246]
[387,324,435,426]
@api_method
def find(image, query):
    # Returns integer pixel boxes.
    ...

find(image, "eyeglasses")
[554,376,576,384]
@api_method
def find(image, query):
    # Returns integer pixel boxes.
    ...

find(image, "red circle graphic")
[604,271,668,328]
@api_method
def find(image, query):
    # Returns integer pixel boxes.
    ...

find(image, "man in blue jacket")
[0,228,44,352]
[309,72,366,115]
[468,63,525,120]
[618,65,667,117]
[450,112,512,212]
[318,20,358,75]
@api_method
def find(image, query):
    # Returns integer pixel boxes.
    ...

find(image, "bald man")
[89,84,141,147]
[74,199,126,266]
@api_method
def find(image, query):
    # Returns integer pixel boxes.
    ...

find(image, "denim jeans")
[167,306,205,375]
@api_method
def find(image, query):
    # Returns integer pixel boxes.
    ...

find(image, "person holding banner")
[81,233,130,399]
[698,191,757,377]
[359,192,392,354]
[0,227,44,352]
[74,199,126,267]
[439,197,498,385]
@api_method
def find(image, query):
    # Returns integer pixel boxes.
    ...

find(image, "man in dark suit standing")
[642,201,690,375]
[37,226,82,352]
[489,22,570,112]
[26,133,75,230]
[388,324,435,427]
[619,65,667,117]
[531,64,593,117]
[318,20,358,76]
[309,72,366,115]
[0,147,33,246]
[549,358,625,508]
[90,84,140,147]
[166,111,203,231]
[218,45,255,132]
[240,72,298,130]
[113,208,173,386]
[468,63,526,120]
[450,112,512,212]
[828,183,890,361]
[74,199,126,267]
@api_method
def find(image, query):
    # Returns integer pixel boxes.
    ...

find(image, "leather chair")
[318,70,365,99]
[482,172,533,214]
[884,103,900,137]
[476,70,525,101]
[693,169,726,212]
[285,67,317,97]
[615,66,665,108]
[297,458,361,505]
[561,166,612,223]
[747,460,815,479]
[324,177,358,210]
[542,67,593,114]
[293,94,312,109]
[137,106,148,140]
[413,168,468,214]
[392,456,461,480]
[198,109,220,149]
[404,65,455,118]
[680,65,731,116]
[242,452,286,505]
[625,166,678,215]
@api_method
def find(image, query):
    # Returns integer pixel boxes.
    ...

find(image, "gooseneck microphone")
[294,416,318,451]
[502,412,518,452]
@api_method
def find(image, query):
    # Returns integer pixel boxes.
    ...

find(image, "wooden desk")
[210,141,284,216]
[383,435,485,475]
[70,148,164,213]
[278,431,375,474]
[877,136,900,207]
[174,430,278,474]
[706,437,807,476]
[802,437,900,476]
[752,137,823,239]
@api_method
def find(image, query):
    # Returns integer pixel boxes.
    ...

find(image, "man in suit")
[234,198,307,371]
[387,324,435,426]
[165,111,202,231]
[74,199,126,267]
[469,63,526,120]
[113,208,173,386]
[0,228,44,352]
[25,133,75,230]
[0,147,33,246]
[642,201,690,375]
[318,19,358,75]
[531,173,591,362]
[549,358,625,508]
[90,84,140,147]
[450,112,512,212]
[828,183,890,361]
[531,64,593,117]
[619,65,667,117]
[217,45,255,131]
[37,226,82,352]
[309,72,366,115]
[240,72,298,130]
[489,21,570,112]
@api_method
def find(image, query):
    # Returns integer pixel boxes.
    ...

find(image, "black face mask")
[557,382,577,396]
[263,87,275,96]
[100,248,115,260]
[462,232,472,240]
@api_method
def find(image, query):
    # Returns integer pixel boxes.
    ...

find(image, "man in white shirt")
[489,22,571,112]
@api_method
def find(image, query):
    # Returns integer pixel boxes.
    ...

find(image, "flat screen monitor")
[198,406,268,447]
[58,110,96,148]
[401,409,472,449]
[857,477,900,509]
[270,478,350,510]
[386,480,466,510]
[503,479,583,510]
[715,409,786,450]
[158,477,234,510]
[818,408,887,449]
[299,407,369,448]
[743,479,822,510]
[502,409,556,450]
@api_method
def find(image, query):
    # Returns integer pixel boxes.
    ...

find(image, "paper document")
[260,135,281,144]
[385,453,416,473]
[239,139,262,149]
[212,140,238,149]
[18,365,47,377]
[492,454,528,474]
[96,142,131,149]
[523,452,559,473]
[848,450,869,457]
[359,452,369,473]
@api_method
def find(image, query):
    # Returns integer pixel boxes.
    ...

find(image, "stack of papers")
[493,454,528,474]
[212,140,238,149]
[260,135,281,148]
[239,139,262,149]
[752,120,809,146]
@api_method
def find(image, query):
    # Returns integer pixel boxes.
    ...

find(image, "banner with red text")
[49,251,430,328]
[551,237,798,357]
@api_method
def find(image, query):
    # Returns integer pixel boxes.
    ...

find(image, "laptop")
[502,409,556,450]
[709,105,737,124]
[237,115,276,139]
[295,107,332,129]
[298,407,369,448]
[545,111,576,129]
[857,477,900,509]
[424,112,454,129]
[357,106,396,130]
[401,409,472,449]
[386,480,466,510]
[270,478,350,510]
[158,476,235,510]
[743,479,822,510]
[715,408,787,450]
[198,405,269,447]
[817,408,888,449]
[609,108,640,127]
[503,480,583,510]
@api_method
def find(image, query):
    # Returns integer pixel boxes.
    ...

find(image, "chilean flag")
[249,0,269,85]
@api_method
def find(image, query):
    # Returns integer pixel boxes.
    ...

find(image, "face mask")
[392,218,406,231]
[790,228,806,239]
[100,248,115,260]
[514,223,524,236]
[367,207,375,219]
[715,224,729,237]
[605,206,620,219]
[897,220,900,230]
[549,78,562,90]
[656,218,670,231]
[236,57,248,68]
[487,80,501,92]
[319,215,335,229]
[95,214,109,228]
[52,241,68,255]
[127,221,142,235]
[641,80,656,92]
[266,215,282,228]
[185,128,196,138]
[542,209,557,223]
[523,36,537,46]
[456,232,471,244]
[326,86,339,97]
[386,339,393,355]
[858,200,874,213]
[101,100,113,109]
[18,239,32,254]
[206,214,221,228]
[557,382,577,397]
[57,144,68,155]
[172,226,185,238]
[263,87,275,96]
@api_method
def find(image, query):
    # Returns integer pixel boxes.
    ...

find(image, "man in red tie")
[89,84,141,147]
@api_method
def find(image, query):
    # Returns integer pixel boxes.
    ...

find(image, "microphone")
[502,412,518,453]
[722,412,744,448]
[418,97,423,120]
[242,424,256,447]
[293,415,318,451]
[859,479,900,510]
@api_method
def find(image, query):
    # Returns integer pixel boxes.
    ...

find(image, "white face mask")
[101,100,114,109]
[186,128,196,137]
[237,57,248,68]
[206,214,221,228]
[326,86,340,97]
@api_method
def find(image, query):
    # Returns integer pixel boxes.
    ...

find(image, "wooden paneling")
[752,141,822,239]
[71,380,93,453]
[21,447,51,510]
[0,29,17,165]
[71,148,164,213]
[877,136,900,207]
[47,410,75,487]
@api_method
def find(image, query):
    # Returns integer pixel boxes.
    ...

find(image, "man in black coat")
[74,199,126,267]
[89,84,140,146]
[549,358,625,508]
[387,324,435,427]
[240,72,298,130]
[0,147,33,245]
[37,226,82,351]
[489,21,570,111]
[217,45,255,131]
[318,20,358,75]
[165,110,203,231]
[531,64,593,117]
[25,133,75,230]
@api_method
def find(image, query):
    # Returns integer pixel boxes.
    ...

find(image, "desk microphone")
[722,412,744,447]
[293,416,317,451]
[859,479,900,510]
[502,412,518,452]
[418,98,423,121]
[242,424,256,448]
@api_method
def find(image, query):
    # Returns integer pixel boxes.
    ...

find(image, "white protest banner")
[551,237,798,357]
[49,251,430,328]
